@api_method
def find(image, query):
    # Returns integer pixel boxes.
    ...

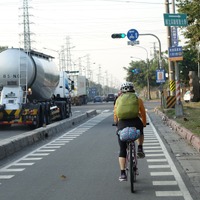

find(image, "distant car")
[93,96,102,103]
[183,91,192,102]
[106,93,115,102]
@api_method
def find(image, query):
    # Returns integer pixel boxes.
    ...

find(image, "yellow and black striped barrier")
[170,80,176,91]
[166,96,176,108]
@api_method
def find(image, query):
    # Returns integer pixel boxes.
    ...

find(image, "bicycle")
[126,139,138,193]
[117,126,140,193]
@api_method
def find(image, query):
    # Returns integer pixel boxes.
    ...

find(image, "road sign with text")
[171,26,179,47]
[168,46,183,61]
[164,13,188,27]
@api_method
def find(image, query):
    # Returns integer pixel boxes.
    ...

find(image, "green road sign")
[164,13,188,27]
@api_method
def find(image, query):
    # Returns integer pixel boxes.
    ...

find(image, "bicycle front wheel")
[129,143,135,193]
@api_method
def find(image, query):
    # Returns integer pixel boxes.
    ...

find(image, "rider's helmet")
[120,82,134,92]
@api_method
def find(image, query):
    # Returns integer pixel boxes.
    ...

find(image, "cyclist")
[114,82,147,181]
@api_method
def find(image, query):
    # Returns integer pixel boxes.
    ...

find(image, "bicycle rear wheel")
[129,143,135,193]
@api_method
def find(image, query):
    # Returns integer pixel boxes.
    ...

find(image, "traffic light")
[131,68,140,74]
[111,33,126,39]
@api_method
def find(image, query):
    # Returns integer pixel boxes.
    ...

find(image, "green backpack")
[116,93,139,119]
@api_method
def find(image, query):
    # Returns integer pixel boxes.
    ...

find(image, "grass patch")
[162,102,200,136]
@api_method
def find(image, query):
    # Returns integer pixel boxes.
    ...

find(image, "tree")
[176,0,200,47]
[124,55,168,92]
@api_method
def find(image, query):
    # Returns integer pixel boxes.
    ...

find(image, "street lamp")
[43,46,75,71]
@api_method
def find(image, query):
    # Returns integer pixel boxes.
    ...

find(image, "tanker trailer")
[0,48,71,129]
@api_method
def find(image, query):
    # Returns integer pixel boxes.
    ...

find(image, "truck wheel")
[29,111,40,129]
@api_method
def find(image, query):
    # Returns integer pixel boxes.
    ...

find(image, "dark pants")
[117,117,144,158]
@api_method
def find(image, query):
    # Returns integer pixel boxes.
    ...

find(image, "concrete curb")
[0,110,97,160]
[154,108,200,152]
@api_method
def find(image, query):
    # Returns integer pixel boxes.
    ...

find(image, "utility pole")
[165,0,175,96]
[172,0,183,117]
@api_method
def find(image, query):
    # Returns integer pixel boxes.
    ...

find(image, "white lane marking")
[12,163,34,166]
[22,158,43,161]
[148,165,170,169]
[147,159,167,162]
[42,146,61,149]
[36,149,56,152]
[143,143,160,146]
[56,139,73,141]
[49,143,66,145]
[144,146,162,149]
[144,140,159,142]
[0,168,25,172]
[156,191,183,197]
[145,150,163,153]
[146,154,165,157]
[147,114,193,200]
[151,172,174,176]
[29,153,49,156]
[153,181,178,186]
[0,175,14,179]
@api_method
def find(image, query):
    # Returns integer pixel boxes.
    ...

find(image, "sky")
[0,0,182,88]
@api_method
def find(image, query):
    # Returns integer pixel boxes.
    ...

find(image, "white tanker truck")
[0,48,71,129]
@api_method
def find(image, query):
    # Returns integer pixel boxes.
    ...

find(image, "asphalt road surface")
[0,101,199,200]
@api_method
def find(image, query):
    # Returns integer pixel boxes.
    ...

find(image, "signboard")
[171,26,178,47]
[127,40,139,46]
[127,29,139,41]
[156,69,166,83]
[168,46,183,61]
[164,13,188,27]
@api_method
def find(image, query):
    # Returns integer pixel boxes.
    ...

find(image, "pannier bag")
[118,127,140,142]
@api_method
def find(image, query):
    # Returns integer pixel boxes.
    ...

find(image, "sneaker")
[137,145,145,158]
[119,173,127,182]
